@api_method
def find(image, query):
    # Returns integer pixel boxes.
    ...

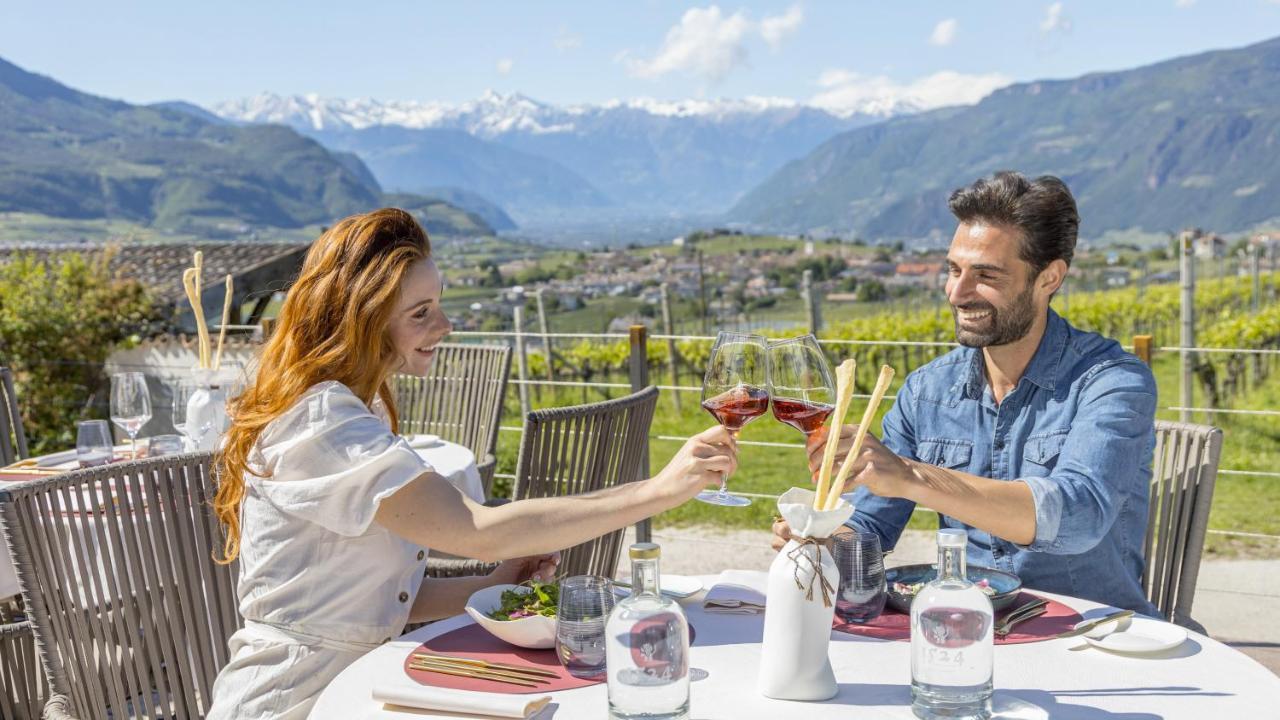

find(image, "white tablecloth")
[310,574,1279,719]
[0,439,481,600]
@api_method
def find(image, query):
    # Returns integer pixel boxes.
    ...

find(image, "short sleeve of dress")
[252,382,430,537]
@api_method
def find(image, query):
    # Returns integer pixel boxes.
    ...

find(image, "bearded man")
[774,171,1159,615]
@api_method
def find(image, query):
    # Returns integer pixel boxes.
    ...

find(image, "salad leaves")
[488,581,559,621]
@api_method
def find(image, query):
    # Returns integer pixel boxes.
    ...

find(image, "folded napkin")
[406,434,444,450]
[372,684,549,718]
[703,570,768,614]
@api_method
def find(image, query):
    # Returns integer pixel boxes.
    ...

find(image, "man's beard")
[951,282,1037,348]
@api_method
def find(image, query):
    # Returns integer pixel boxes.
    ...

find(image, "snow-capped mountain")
[210,92,897,223]
[214,91,878,136]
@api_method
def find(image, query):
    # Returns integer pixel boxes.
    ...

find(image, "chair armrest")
[43,693,77,720]
[476,453,497,497]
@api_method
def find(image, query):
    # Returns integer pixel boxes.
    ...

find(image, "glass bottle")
[605,543,690,720]
[910,528,993,719]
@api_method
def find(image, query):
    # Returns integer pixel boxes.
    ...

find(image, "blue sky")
[4,1,1280,109]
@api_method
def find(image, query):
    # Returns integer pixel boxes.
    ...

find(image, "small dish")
[884,564,1022,613]
[1078,616,1187,654]
[463,584,557,650]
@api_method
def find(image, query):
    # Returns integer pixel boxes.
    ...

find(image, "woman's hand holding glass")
[651,425,740,503]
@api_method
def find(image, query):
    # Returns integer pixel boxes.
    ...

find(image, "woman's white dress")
[206,381,434,719]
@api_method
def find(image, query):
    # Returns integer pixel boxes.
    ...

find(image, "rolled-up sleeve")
[846,376,920,552]
[1018,359,1157,554]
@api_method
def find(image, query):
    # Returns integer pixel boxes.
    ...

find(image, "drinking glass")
[170,380,192,437]
[148,434,184,457]
[767,334,836,438]
[556,575,615,680]
[75,420,113,468]
[699,331,769,507]
[832,531,886,624]
[110,372,151,459]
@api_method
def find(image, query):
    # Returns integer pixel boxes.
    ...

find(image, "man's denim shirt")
[848,309,1159,615]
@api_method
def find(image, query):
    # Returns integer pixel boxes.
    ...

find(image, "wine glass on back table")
[111,372,151,459]
[767,334,836,438]
[699,332,770,507]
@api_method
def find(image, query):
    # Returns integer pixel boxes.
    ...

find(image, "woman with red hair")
[206,208,737,718]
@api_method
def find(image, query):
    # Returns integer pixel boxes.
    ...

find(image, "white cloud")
[625,4,805,83]
[496,58,514,75]
[1040,2,1071,33]
[810,69,1012,117]
[554,26,582,51]
[1175,0,1196,7]
[760,5,804,51]
[930,18,958,46]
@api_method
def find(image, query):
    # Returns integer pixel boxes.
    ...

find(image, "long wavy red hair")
[214,208,432,563]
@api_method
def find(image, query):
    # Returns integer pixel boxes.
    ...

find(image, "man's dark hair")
[947,171,1080,276]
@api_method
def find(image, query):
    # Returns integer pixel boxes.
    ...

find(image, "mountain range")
[213,93,879,224]
[731,36,1280,239]
[0,57,493,237]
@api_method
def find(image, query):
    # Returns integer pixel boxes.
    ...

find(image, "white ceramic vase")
[758,487,854,701]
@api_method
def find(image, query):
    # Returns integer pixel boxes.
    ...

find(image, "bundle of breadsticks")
[181,251,235,372]
[812,359,895,511]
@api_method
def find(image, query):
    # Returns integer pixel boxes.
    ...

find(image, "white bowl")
[464,584,558,649]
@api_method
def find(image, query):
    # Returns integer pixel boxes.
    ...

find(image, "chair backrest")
[0,368,29,466]
[392,343,512,461]
[512,386,659,579]
[1143,420,1223,627]
[0,453,241,719]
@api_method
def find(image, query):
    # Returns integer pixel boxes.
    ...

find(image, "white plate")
[1078,616,1188,654]
[405,434,443,449]
[613,574,703,599]
[36,449,78,468]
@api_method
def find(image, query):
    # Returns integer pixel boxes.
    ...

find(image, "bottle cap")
[937,528,967,548]
[629,542,660,560]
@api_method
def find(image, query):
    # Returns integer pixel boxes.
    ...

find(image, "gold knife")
[1055,609,1134,640]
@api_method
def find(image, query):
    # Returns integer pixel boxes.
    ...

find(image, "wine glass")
[110,372,152,459]
[698,332,770,507]
[767,335,836,439]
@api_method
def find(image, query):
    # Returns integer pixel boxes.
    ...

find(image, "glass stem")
[130,433,138,460]
[720,428,740,495]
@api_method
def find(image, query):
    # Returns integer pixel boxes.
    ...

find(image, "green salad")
[488,581,559,621]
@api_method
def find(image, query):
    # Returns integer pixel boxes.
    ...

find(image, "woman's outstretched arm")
[376,425,737,562]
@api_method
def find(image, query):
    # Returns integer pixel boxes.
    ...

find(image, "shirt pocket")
[916,438,973,471]
[1022,429,1069,476]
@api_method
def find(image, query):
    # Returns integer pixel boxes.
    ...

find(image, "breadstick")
[214,274,234,371]
[813,358,856,510]
[182,268,206,369]
[192,252,212,369]
[824,365,896,511]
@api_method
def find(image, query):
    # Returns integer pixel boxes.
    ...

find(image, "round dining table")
[310,573,1278,719]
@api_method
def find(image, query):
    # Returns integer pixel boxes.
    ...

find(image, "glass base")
[911,680,993,719]
[695,490,751,507]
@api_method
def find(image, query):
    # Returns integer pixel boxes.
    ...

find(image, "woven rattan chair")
[0,368,28,467]
[1143,420,1224,632]
[0,367,42,720]
[0,453,240,719]
[392,343,512,497]
[510,385,659,578]
[425,386,658,581]
[0,595,45,720]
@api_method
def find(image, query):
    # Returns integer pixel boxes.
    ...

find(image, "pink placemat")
[404,621,698,695]
[832,592,1083,645]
